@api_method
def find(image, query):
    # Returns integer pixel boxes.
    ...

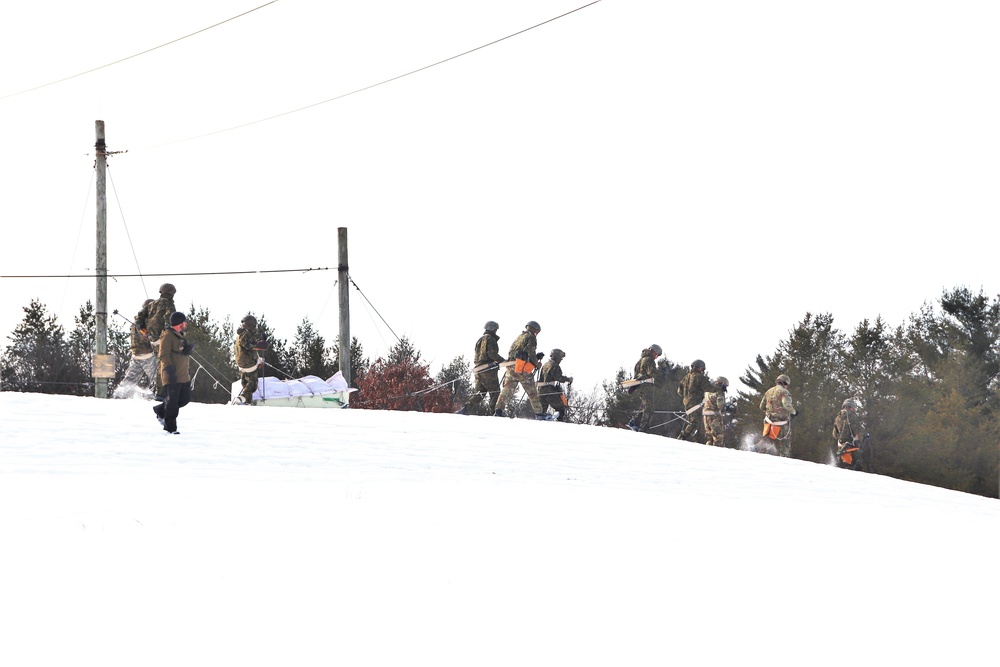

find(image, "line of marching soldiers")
[456,320,571,421]
[628,343,870,469]
[458,322,870,468]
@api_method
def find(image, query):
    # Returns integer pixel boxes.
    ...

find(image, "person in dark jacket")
[152,311,194,434]
[459,320,506,415]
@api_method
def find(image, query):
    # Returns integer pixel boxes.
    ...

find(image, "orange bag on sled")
[838,446,859,466]
[514,358,535,374]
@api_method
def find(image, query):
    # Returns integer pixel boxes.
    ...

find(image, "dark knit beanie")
[169,311,187,326]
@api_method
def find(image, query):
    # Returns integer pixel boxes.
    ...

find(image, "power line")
[141,0,604,148]
[1,267,334,279]
[0,0,281,101]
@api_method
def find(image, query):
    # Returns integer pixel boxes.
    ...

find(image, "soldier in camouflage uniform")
[234,315,265,405]
[833,398,865,470]
[538,348,573,422]
[143,283,177,399]
[459,321,506,416]
[759,373,798,457]
[630,344,662,432]
[677,359,714,442]
[493,321,546,419]
[702,376,729,447]
[114,299,157,398]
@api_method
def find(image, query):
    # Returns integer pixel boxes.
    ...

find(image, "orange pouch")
[766,424,782,440]
[514,359,535,374]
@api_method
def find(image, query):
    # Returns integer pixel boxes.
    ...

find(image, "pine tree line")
[2,287,997,498]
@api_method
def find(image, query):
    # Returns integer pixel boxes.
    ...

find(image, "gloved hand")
[791,410,800,420]
[536,352,545,361]
[181,341,195,355]
[253,339,269,351]
[566,376,574,384]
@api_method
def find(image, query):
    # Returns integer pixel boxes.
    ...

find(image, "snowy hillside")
[1,392,996,667]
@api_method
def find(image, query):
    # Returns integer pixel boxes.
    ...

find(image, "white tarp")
[230,371,356,408]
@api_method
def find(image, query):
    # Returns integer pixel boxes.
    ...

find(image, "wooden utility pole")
[93,120,112,398]
[338,227,351,384]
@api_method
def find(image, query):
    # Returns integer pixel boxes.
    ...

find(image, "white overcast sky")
[2,0,998,392]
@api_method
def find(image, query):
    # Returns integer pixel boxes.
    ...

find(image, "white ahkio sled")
[231,371,357,408]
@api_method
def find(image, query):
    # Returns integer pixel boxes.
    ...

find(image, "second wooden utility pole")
[338,227,351,385]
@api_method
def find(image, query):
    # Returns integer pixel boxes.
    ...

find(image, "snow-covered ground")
[1,392,996,666]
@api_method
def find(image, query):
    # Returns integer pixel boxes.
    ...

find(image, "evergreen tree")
[1,300,80,394]
[937,287,1000,411]
[435,355,471,411]
[885,289,1000,496]
[65,301,96,396]
[735,313,846,462]
[66,300,130,397]
[291,318,334,378]
[597,356,685,435]
[248,314,294,380]
[839,318,913,465]
[331,336,369,388]
[182,306,235,405]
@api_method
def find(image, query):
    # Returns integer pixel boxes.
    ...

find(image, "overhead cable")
[0,0,281,101]
[140,0,604,148]
[1,267,334,279]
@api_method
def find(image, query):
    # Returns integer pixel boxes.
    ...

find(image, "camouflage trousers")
[116,354,157,397]
[465,370,501,414]
[635,385,656,432]
[539,388,569,421]
[496,370,543,415]
[759,419,791,457]
[703,414,725,447]
[679,403,703,441]
[239,371,259,404]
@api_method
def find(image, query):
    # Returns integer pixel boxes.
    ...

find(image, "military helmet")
[649,343,663,356]
[692,359,706,371]
[525,320,541,333]
[242,314,258,329]
[842,398,858,409]
[550,348,565,361]
[158,282,176,296]
[776,374,791,386]
[715,376,729,389]
[484,320,499,332]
